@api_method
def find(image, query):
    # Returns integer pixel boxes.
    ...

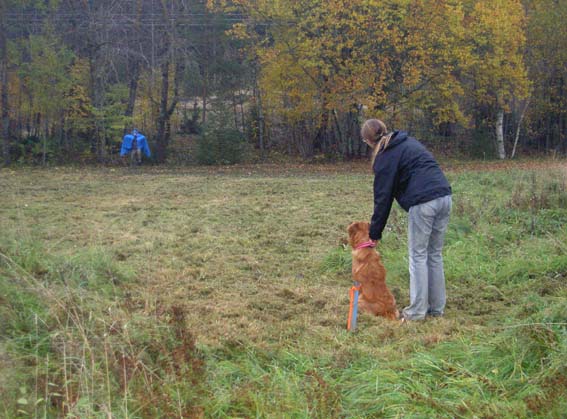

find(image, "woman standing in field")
[361,119,452,322]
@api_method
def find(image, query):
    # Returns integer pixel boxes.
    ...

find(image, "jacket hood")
[385,131,408,149]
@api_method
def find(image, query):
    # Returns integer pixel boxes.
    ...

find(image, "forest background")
[2,2,567,418]
[1,0,566,166]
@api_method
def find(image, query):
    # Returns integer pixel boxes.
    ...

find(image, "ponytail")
[371,132,394,165]
[361,119,393,167]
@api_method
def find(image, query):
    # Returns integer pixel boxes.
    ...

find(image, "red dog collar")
[355,241,376,250]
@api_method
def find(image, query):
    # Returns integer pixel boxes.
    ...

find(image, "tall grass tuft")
[0,235,206,418]
[321,245,351,275]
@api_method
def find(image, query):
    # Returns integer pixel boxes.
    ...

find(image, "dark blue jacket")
[370,131,451,240]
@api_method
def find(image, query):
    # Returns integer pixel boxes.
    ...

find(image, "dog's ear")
[347,222,357,238]
[347,222,357,248]
[347,221,362,239]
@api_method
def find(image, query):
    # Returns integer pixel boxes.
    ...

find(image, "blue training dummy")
[120,129,151,165]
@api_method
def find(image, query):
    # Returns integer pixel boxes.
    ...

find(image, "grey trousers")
[402,195,452,320]
[130,149,142,165]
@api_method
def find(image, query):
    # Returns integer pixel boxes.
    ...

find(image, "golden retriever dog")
[347,221,399,320]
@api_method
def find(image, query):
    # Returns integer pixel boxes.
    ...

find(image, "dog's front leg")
[352,263,369,283]
[358,295,378,315]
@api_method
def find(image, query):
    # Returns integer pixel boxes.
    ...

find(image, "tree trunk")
[238,92,245,134]
[34,112,40,138]
[288,123,293,156]
[511,99,530,159]
[332,109,343,156]
[202,76,207,125]
[58,112,65,162]
[155,1,183,164]
[0,4,9,166]
[42,115,48,166]
[156,59,170,163]
[156,53,184,163]
[562,113,567,155]
[496,108,505,159]
[88,56,107,162]
[232,90,238,130]
[16,75,23,141]
[315,108,329,154]
[257,86,265,159]
[124,0,143,135]
[124,60,140,134]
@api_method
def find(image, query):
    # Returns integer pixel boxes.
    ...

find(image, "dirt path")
[442,158,567,174]
[143,157,567,176]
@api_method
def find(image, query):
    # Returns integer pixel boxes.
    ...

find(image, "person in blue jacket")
[120,129,150,165]
[361,119,452,322]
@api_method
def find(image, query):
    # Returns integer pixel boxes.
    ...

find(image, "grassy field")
[1,161,566,418]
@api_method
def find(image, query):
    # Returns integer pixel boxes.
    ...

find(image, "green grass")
[0,161,566,418]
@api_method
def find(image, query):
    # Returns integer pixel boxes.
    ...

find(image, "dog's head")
[347,221,371,248]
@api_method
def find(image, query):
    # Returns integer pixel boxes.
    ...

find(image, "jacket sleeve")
[369,156,398,241]
[141,136,151,157]
[120,135,131,156]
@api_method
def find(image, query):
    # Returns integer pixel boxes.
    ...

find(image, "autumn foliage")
[0,0,565,164]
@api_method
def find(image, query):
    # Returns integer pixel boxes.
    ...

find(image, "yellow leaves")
[66,59,94,122]
[227,23,250,40]
[230,0,531,128]
[465,0,529,106]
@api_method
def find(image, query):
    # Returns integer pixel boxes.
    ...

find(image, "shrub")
[196,127,250,165]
